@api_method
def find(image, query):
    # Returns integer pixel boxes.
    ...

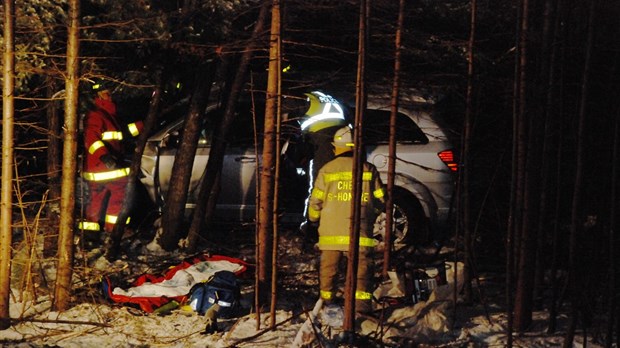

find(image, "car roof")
[148,87,454,144]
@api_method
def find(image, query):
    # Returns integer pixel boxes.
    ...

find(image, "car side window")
[162,116,213,149]
[362,109,428,145]
[163,101,264,148]
[228,102,265,147]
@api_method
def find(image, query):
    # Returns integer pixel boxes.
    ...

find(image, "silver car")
[139,91,457,247]
[360,94,457,247]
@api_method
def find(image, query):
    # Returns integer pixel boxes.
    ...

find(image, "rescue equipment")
[187,270,241,318]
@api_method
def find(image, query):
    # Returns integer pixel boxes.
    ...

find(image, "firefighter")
[307,126,385,315]
[299,91,349,246]
[78,81,143,245]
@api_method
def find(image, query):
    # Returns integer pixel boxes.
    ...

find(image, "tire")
[374,188,429,251]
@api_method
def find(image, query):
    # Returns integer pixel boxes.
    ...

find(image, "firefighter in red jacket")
[308,126,385,315]
[78,81,143,240]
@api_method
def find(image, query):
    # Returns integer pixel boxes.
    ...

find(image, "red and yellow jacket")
[83,98,143,182]
[308,153,385,251]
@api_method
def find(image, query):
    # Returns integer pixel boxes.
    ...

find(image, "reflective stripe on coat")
[308,154,385,251]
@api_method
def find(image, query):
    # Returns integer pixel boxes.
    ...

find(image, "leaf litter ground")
[0,224,605,347]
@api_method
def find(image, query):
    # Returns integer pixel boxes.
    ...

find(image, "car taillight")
[438,150,458,172]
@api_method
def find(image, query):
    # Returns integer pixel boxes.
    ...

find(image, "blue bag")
[188,270,240,318]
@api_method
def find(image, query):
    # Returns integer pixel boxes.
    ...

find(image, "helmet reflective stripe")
[83,167,130,181]
[320,290,333,300]
[318,235,377,248]
[127,123,140,136]
[102,131,123,141]
[88,140,106,155]
[307,91,339,106]
[300,103,345,131]
[92,81,108,91]
[78,221,100,231]
[355,290,372,300]
[91,80,112,92]
[300,91,345,132]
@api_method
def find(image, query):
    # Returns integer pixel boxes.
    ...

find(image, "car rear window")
[352,109,428,145]
[192,102,263,147]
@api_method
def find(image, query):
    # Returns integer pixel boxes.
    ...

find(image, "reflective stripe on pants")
[319,249,374,310]
[85,176,130,233]
[78,220,101,231]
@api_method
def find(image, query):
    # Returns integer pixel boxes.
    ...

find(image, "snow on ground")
[0,228,609,347]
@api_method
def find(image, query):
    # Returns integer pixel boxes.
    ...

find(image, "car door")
[153,120,213,209]
[213,102,262,220]
[216,144,258,220]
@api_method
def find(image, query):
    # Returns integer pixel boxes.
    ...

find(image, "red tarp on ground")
[102,254,248,313]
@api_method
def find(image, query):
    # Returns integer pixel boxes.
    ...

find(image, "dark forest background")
[1,0,619,345]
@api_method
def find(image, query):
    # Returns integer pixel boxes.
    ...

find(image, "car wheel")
[374,188,429,251]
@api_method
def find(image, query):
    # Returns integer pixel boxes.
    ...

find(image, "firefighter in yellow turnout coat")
[308,126,385,314]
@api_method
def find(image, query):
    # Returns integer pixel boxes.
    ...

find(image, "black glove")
[100,154,119,169]
[301,221,319,252]
[306,221,319,241]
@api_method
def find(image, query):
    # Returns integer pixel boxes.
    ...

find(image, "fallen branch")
[225,310,304,347]
[292,298,324,348]
[11,317,111,327]
[304,306,325,348]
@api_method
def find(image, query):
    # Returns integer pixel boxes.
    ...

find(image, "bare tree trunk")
[382,0,404,279]
[256,0,279,325]
[106,70,164,260]
[534,0,558,309]
[506,0,528,343]
[606,111,618,348]
[186,1,270,252]
[45,78,62,258]
[514,0,528,278]
[158,65,214,251]
[343,0,368,334]
[547,107,565,334]
[563,1,595,346]
[250,81,262,330]
[269,0,282,330]
[461,0,477,305]
[0,0,16,331]
[54,0,80,311]
[515,0,540,330]
[547,0,566,334]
